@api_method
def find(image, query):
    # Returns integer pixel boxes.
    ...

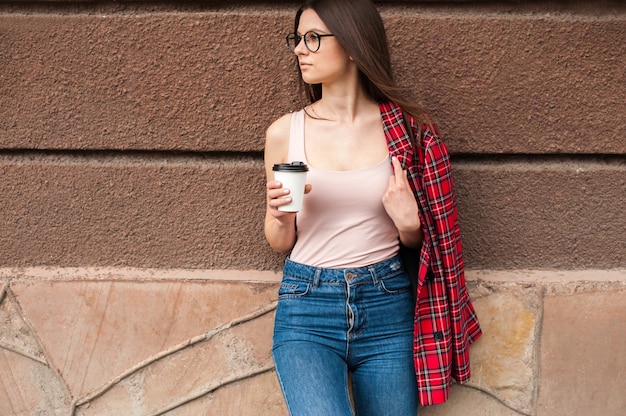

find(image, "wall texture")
[1,1,625,415]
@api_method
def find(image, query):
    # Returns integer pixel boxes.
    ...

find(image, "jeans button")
[345,272,356,280]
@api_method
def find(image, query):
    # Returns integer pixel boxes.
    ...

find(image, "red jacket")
[381,101,482,405]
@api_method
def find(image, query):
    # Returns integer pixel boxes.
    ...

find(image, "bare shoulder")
[264,113,292,169]
[265,113,292,146]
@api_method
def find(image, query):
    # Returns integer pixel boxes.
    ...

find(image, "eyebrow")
[297,28,330,35]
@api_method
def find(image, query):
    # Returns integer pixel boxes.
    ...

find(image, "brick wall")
[1,1,625,415]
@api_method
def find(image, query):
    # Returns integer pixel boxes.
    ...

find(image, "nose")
[293,37,308,55]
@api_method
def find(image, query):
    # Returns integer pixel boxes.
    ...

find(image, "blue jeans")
[272,255,418,416]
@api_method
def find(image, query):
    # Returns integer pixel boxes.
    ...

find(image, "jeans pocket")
[378,273,411,295]
[278,278,311,300]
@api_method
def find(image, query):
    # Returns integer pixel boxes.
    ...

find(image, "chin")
[300,73,316,84]
[301,74,326,86]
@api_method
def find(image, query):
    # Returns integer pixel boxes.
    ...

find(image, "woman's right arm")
[264,114,299,253]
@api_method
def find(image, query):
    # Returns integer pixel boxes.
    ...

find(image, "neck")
[314,84,377,124]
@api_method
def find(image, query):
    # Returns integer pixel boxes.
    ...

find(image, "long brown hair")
[293,0,433,144]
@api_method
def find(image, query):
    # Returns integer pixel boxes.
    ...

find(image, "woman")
[264,1,482,414]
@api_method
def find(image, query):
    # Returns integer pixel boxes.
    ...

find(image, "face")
[293,9,355,86]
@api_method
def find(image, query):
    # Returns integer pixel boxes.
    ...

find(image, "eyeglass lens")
[286,32,322,52]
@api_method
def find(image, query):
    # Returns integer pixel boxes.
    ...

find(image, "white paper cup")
[273,162,309,212]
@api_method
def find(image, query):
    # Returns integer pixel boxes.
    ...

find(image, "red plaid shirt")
[381,101,482,405]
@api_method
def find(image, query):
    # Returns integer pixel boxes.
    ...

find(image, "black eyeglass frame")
[286,31,335,53]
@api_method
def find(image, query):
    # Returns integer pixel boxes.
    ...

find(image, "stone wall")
[1,1,625,415]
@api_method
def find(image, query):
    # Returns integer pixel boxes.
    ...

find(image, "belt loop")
[368,265,379,285]
[313,268,321,288]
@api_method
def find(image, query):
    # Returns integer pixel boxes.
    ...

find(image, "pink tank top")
[287,110,399,268]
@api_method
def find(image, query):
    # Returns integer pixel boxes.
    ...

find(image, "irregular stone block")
[74,308,276,415]
[538,289,626,416]
[465,284,539,415]
[419,384,522,416]
[184,371,286,416]
[11,279,278,400]
[0,292,46,364]
[155,371,286,415]
[0,349,70,416]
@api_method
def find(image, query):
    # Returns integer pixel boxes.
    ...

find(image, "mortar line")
[151,364,276,416]
[2,1,624,18]
[0,283,6,305]
[0,342,48,365]
[533,284,547,416]
[1,149,624,168]
[462,384,531,416]
[0,149,263,167]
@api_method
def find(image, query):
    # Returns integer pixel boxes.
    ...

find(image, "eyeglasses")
[286,31,335,53]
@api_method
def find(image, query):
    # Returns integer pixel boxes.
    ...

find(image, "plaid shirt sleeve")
[381,101,482,406]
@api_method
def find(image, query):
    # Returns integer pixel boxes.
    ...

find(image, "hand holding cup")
[271,161,309,212]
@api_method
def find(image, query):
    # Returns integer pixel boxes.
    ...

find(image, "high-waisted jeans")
[272,255,419,416]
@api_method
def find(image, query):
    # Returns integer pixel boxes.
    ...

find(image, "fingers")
[391,156,410,187]
[266,180,283,191]
[267,181,312,210]
[267,181,290,208]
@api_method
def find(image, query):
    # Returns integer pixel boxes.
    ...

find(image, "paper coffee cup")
[272,161,309,212]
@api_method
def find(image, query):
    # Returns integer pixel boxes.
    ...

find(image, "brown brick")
[0,157,283,270]
[1,11,624,154]
[455,160,626,269]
